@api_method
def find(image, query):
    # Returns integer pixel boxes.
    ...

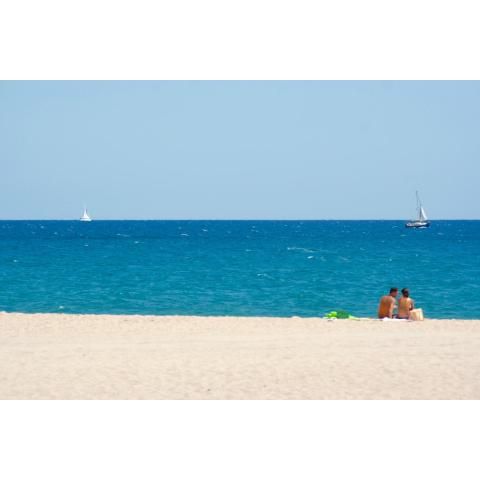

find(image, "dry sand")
[1,312,479,399]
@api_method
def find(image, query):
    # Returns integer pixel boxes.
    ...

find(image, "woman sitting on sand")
[397,288,415,319]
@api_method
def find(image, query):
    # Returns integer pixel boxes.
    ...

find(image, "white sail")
[416,191,428,221]
[80,207,92,221]
[419,206,427,221]
[406,191,430,228]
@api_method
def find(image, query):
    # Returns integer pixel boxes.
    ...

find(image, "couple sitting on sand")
[378,287,422,320]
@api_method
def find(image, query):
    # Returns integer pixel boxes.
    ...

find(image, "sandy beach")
[1,312,479,399]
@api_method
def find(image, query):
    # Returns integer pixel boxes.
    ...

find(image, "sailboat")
[405,191,430,228]
[80,206,92,222]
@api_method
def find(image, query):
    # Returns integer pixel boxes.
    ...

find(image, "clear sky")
[0,81,478,219]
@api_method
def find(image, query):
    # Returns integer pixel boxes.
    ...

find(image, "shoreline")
[1,312,479,399]
[1,311,478,321]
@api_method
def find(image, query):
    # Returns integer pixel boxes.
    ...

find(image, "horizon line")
[1,218,479,222]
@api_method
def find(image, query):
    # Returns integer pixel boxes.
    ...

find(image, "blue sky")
[0,81,478,219]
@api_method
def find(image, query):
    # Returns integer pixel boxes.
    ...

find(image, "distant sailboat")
[405,191,430,228]
[80,206,92,222]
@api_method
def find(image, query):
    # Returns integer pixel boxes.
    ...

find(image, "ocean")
[0,220,479,318]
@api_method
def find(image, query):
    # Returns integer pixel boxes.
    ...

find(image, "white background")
[1,1,479,479]
[1,0,480,79]
[0,401,479,479]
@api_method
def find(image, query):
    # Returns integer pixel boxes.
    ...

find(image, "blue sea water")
[0,220,479,318]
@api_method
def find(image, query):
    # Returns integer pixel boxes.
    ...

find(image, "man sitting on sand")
[378,287,398,318]
[397,288,415,319]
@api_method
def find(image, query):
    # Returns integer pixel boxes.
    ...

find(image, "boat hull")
[405,221,430,228]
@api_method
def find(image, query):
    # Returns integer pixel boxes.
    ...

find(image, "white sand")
[1,312,479,399]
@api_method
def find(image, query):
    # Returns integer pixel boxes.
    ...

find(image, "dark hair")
[401,288,409,297]
[390,287,398,294]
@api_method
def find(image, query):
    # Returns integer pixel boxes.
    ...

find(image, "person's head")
[401,288,409,297]
[390,287,398,297]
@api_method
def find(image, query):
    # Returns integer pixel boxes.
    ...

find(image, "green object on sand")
[325,310,357,319]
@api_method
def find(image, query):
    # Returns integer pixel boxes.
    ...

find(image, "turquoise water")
[0,221,479,318]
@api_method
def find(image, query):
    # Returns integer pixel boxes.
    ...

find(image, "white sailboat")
[80,206,92,222]
[405,191,430,228]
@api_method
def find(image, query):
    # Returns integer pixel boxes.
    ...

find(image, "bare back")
[398,297,414,318]
[378,295,395,318]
